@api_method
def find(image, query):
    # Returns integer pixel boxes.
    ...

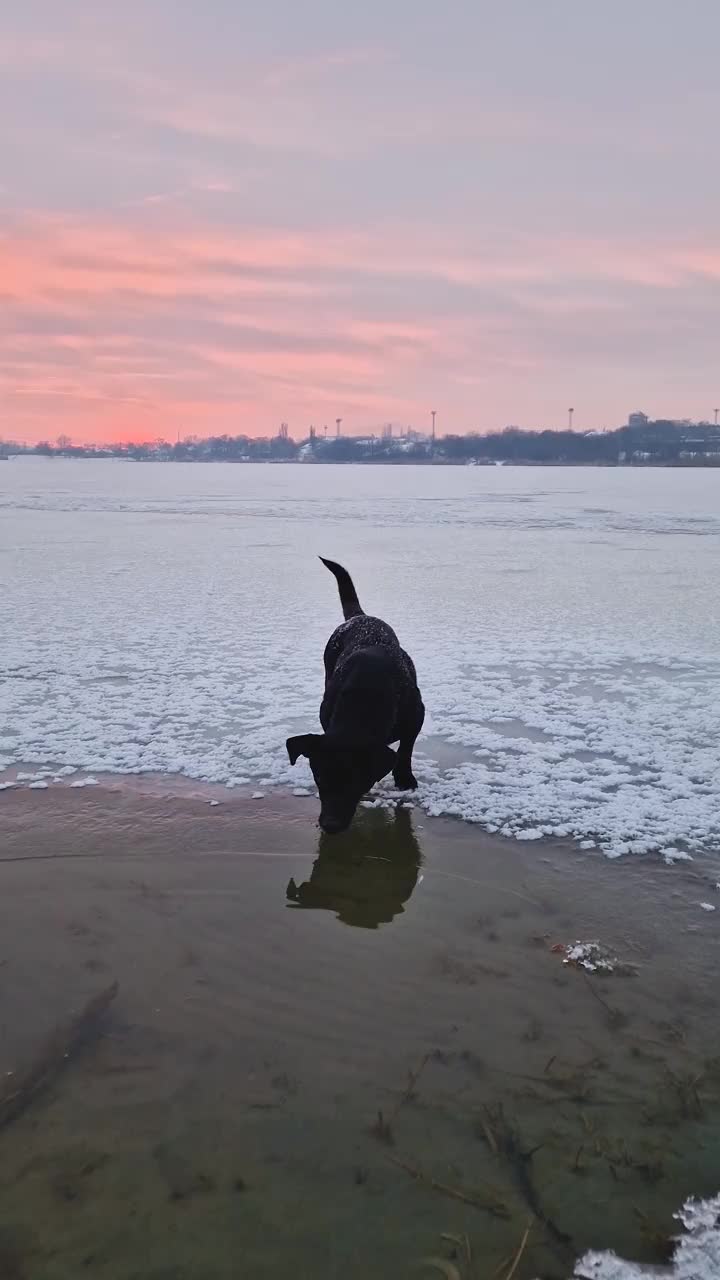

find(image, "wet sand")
[1,784,720,1279]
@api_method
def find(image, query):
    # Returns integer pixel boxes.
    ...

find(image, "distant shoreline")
[5,415,720,468]
[5,454,720,468]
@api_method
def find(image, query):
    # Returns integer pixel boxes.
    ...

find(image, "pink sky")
[2,3,720,443]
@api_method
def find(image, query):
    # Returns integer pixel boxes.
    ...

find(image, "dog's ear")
[286,733,324,765]
[372,744,397,780]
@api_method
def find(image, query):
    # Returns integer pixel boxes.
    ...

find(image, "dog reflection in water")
[286,805,421,929]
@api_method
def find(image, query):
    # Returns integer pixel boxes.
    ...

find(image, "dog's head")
[286,733,396,834]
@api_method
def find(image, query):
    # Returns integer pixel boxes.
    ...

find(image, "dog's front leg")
[393,698,424,791]
[393,732,419,791]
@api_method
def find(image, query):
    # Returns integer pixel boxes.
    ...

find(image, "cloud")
[2,3,720,439]
[2,207,720,442]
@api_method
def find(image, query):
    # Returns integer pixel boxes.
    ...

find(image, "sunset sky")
[2,1,720,444]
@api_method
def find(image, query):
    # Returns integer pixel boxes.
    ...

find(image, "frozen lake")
[2,457,719,860]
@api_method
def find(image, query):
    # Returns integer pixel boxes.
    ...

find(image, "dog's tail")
[319,557,365,620]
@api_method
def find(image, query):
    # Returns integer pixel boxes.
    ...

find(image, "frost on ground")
[570,1193,720,1279]
[2,461,719,862]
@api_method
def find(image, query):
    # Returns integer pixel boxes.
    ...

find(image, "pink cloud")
[2,212,720,444]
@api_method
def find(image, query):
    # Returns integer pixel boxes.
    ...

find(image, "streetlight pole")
[335,418,342,437]
[714,408,718,426]
[431,409,436,442]
[568,407,574,430]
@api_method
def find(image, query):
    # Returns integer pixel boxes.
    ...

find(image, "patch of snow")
[292,788,311,797]
[571,1193,720,1278]
[28,780,49,790]
[251,791,265,799]
[662,847,693,866]
[208,800,220,807]
[70,777,98,788]
[699,902,716,912]
[563,941,618,973]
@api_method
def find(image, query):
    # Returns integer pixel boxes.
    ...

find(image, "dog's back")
[320,555,410,669]
[324,612,402,674]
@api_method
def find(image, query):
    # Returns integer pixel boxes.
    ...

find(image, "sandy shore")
[1,784,720,1279]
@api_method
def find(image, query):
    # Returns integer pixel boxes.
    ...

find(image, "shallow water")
[2,459,720,858]
[2,788,720,1278]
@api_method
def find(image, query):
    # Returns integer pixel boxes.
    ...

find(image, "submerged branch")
[0,981,119,1131]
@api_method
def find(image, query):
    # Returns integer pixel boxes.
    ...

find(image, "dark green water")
[2,789,720,1279]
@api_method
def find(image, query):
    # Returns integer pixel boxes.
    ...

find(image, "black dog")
[286,559,425,834]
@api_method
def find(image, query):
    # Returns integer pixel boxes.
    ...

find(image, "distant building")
[627,411,649,428]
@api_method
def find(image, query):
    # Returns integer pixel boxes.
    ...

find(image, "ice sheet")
[2,460,719,860]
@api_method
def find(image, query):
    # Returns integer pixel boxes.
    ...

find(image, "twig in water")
[480,1103,572,1250]
[417,1260,462,1280]
[389,1154,510,1218]
[477,1106,499,1155]
[388,1053,431,1126]
[504,1219,533,1280]
[583,975,626,1028]
[370,1109,395,1145]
